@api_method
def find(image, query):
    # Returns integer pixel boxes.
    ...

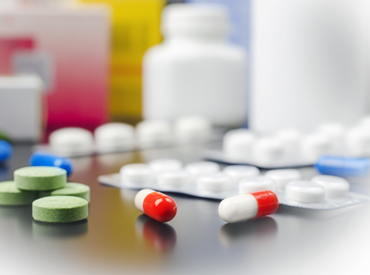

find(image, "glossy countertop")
[1,143,370,275]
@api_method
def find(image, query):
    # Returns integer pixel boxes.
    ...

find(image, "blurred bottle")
[80,0,165,124]
[249,0,370,132]
[143,3,247,127]
[0,0,110,130]
[186,0,251,51]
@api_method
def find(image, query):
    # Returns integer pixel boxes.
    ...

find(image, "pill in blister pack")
[34,116,222,158]
[98,159,369,210]
[205,119,370,169]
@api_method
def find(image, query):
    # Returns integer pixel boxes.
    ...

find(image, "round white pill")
[197,173,233,192]
[300,133,331,160]
[94,123,135,152]
[120,164,154,183]
[174,116,212,143]
[238,176,276,194]
[311,175,350,198]
[253,137,284,162]
[158,170,190,188]
[185,161,220,179]
[223,165,260,184]
[317,122,345,143]
[346,127,370,156]
[276,128,302,151]
[148,159,183,173]
[49,127,94,156]
[265,169,302,189]
[223,129,256,160]
[136,120,172,148]
[285,180,325,203]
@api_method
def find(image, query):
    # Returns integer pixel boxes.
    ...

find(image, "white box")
[0,75,43,141]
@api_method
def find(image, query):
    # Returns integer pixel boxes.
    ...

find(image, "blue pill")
[29,151,73,176]
[315,155,370,177]
[0,140,13,163]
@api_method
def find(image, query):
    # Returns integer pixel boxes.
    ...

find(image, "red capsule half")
[135,189,177,222]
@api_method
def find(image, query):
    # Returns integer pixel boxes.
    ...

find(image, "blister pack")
[98,159,369,210]
[204,120,370,169]
[34,117,225,158]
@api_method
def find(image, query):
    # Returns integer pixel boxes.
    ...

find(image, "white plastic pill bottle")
[249,0,370,132]
[142,3,248,127]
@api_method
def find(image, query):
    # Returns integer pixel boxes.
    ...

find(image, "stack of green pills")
[0,166,90,223]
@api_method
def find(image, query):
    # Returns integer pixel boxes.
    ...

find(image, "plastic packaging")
[29,151,73,176]
[98,159,369,210]
[35,117,220,157]
[143,3,247,127]
[205,120,370,169]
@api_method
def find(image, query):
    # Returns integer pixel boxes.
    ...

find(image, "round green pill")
[0,181,38,206]
[39,183,90,202]
[15,166,66,191]
[32,196,88,223]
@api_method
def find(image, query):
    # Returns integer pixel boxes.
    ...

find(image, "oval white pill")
[317,122,345,143]
[136,120,172,148]
[276,128,302,151]
[311,175,350,198]
[120,164,154,183]
[238,176,276,194]
[158,170,190,188]
[301,133,331,160]
[197,173,233,192]
[95,123,135,152]
[285,180,325,203]
[223,129,256,160]
[185,161,220,179]
[174,116,212,143]
[50,127,94,156]
[253,137,284,162]
[265,169,302,189]
[223,165,260,184]
[148,158,183,174]
[346,127,370,156]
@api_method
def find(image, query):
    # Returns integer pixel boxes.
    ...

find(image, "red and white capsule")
[218,190,279,223]
[135,189,177,222]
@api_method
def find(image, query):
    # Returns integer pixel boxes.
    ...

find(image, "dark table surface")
[1,143,370,275]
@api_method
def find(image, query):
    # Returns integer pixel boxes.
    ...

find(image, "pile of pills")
[35,116,214,157]
[99,158,368,214]
[206,119,370,169]
[0,166,90,223]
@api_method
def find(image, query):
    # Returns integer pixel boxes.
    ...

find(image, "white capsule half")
[265,169,302,189]
[285,180,325,203]
[311,175,350,198]
[223,165,260,185]
[120,163,154,184]
[238,176,276,194]
[197,173,233,192]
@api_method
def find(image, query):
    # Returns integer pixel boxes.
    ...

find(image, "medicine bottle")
[143,3,247,127]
